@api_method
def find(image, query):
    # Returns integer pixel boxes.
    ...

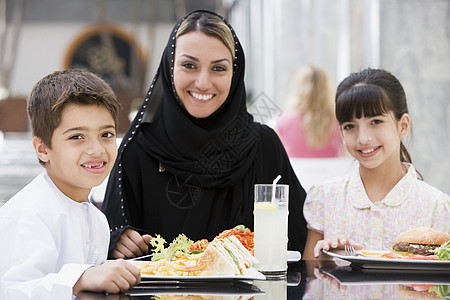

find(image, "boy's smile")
[34,103,117,202]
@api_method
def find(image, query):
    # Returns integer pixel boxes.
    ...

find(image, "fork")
[345,245,366,257]
[344,244,355,256]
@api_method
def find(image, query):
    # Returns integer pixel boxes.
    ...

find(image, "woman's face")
[173,31,233,118]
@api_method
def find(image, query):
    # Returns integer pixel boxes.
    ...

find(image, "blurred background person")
[274,65,344,158]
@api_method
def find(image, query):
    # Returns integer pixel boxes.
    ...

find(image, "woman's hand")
[111,228,152,259]
[314,235,363,258]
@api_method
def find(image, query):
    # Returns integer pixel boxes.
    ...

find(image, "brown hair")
[335,68,414,167]
[175,11,235,60]
[27,69,120,153]
[290,65,335,148]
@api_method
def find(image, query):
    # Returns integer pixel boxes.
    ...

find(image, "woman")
[275,65,343,158]
[102,10,308,259]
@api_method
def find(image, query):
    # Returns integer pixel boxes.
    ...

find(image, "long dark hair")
[335,68,418,175]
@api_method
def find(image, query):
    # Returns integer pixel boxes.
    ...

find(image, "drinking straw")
[272,175,281,205]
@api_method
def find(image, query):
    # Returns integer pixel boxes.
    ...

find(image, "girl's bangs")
[336,84,390,124]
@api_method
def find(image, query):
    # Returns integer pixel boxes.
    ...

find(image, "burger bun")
[395,227,450,246]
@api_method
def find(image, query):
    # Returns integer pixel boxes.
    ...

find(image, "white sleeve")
[1,264,91,300]
[0,199,91,300]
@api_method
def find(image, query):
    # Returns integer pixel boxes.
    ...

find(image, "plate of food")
[323,227,450,271]
[130,225,265,281]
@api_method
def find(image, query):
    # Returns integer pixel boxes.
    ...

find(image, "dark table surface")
[75,259,450,300]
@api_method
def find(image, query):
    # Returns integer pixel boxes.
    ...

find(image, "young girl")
[302,68,450,259]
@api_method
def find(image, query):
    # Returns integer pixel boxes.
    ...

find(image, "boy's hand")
[111,228,152,259]
[73,260,141,295]
[313,235,363,258]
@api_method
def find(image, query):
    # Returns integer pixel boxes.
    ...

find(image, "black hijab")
[102,10,307,253]
[134,11,259,188]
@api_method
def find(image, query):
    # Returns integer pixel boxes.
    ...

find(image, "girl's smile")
[358,146,381,157]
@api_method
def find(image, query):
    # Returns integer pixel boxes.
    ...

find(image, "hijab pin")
[159,162,166,173]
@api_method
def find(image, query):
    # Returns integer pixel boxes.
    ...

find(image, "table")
[75,259,450,299]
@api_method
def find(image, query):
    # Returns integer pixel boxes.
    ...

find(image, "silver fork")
[344,244,355,256]
[345,245,365,257]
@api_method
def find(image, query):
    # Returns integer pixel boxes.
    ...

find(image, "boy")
[0,69,141,299]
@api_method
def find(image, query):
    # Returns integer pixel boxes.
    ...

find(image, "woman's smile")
[189,91,215,101]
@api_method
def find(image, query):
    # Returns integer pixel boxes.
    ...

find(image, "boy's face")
[34,103,117,203]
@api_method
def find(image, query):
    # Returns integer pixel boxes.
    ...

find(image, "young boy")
[0,69,141,299]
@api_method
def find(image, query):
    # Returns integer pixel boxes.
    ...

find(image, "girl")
[302,68,450,259]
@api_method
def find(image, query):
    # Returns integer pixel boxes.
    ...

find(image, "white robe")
[0,172,110,300]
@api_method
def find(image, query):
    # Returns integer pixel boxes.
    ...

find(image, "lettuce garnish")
[233,224,250,232]
[150,233,193,261]
[434,240,450,261]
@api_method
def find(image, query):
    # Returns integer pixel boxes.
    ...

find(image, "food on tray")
[433,240,450,261]
[189,225,255,255]
[356,228,450,261]
[360,250,384,257]
[371,227,450,261]
[390,227,450,256]
[137,226,258,276]
[216,225,255,255]
[380,252,439,260]
[196,235,258,275]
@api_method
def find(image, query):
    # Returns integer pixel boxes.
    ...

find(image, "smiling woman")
[101,10,309,260]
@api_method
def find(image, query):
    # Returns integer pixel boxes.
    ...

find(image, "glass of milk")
[253,183,289,279]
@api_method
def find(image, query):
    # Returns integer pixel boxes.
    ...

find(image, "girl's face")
[340,112,410,170]
[173,31,233,118]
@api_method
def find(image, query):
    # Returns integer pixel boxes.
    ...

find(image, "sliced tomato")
[381,252,439,260]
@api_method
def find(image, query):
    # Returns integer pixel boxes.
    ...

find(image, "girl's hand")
[313,235,363,258]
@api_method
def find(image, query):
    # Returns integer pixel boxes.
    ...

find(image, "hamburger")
[391,227,450,256]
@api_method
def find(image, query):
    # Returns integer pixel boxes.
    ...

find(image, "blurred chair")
[290,157,356,192]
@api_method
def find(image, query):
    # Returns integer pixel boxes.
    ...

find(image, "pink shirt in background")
[275,110,343,158]
[303,163,450,250]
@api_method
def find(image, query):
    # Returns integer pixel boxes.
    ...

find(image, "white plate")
[287,250,301,263]
[322,249,450,271]
[131,261,266,281]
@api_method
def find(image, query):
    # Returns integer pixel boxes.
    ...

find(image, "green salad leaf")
[434,240,450,261]
[150,233,193,262]
[233,224,250,232]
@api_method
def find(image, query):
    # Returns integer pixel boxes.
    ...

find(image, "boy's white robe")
[0,171,110,299]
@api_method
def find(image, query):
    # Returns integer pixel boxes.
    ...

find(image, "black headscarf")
[102,10,307,254]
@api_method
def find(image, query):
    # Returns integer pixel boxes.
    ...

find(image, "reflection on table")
[75,259,450,300]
